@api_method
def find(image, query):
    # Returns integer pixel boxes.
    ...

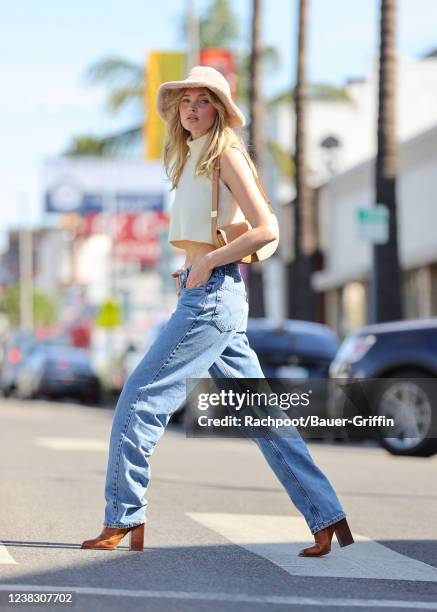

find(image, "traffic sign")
[357,205,389,244]
[96,299,122,329]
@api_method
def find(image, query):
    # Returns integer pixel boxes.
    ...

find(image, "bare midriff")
[170,240,217,270]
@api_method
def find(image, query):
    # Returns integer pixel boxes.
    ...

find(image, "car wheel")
[2,386,11,398]
[15,382,26,400]
[8,385,19,398]
[374,370,437,457]
[82,394,101,406]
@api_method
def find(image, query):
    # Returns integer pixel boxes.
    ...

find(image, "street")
[1,398,437,611]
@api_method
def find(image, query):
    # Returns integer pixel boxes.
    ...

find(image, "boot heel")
[334,518,354,547]
[129,523,145,551]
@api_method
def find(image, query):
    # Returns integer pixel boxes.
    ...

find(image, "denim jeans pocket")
[221,271,246,297]
[183,266,225,293]
[212,288,248,332]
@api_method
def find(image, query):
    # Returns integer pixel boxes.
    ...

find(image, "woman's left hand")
[185,256,213,289]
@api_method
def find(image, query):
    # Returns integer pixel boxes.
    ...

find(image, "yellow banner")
[145,51,186,161]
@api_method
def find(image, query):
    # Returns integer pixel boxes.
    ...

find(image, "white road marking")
[187,513,437,582]
[34,437,107,451]
[0,544,17,564]
[0,585,436,609]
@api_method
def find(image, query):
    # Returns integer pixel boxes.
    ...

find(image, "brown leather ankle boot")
[81,523,145,551]
[298,517,354,557]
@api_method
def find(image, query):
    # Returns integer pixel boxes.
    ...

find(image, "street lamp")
[320,135,341,178]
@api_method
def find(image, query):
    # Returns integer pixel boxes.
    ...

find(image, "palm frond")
[262,46,281,72]
[309,83,353,103]
[83,57,143,87]
[99,125,142,150]
[198,0,239,48]
[267,83,354,107]
[64,136,109,157]
[265,140,294,180]
[64,125,142,157]
[107,86,144,113]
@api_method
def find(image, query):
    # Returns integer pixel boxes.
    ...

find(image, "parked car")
[15,342,101,404]
[139,317,339,428]
[247,318,339,379]
[328,318,437,457]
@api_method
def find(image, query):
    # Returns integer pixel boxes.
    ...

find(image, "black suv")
[329,318,437,457]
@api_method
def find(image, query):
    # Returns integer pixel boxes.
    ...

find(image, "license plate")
[276,365,309,379]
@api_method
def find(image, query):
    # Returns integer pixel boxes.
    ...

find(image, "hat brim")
[156,80,245,128]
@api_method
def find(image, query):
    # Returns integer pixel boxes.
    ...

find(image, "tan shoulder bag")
[210,147,279,264]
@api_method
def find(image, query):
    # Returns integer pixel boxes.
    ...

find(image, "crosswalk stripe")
[0,584,436,609]
[34,437,107,451]
[0,543,17,564]
[187,513,437,582]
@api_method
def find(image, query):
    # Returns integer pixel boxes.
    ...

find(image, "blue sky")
[1,0,437,249]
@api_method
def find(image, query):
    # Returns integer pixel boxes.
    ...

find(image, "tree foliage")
[66,0,342,180]
[198,0,239,47]
[0,286,59,327]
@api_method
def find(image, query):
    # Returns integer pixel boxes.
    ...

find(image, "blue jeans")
[104,262,346,534]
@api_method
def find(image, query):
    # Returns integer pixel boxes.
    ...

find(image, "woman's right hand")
[171,269,184,296]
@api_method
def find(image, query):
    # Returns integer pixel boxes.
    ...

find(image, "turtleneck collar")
[186,131,210,156]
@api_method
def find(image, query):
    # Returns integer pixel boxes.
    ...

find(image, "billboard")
[199,49,237,100]
[76,211,169,265]
[43,156,167,215]
[146,51,186,161]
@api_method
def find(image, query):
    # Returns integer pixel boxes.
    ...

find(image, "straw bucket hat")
[156,65,245,128]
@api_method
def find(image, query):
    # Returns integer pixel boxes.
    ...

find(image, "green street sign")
[96,299,122,329]
[357,205,389,244]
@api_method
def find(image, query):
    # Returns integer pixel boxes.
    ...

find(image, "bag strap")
[211,160,220,244]
[210,146,274,244]
[230,147,273,212]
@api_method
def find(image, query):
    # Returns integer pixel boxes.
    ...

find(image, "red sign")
[77,212,169,264]
[199,49,237,100]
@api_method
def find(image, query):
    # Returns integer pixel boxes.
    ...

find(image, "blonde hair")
[161,86,257,191]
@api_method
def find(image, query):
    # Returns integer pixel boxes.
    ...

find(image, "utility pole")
[105,191,118,299]
[249,0,264,167]
[247,0,266,318]
[186,0,199,69]
[18,194,34,332]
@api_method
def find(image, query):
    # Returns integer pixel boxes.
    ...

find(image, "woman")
[81,66,354,557]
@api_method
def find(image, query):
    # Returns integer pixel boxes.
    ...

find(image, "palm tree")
[64,57,143,156]
[248,0,264,167]
[371,0,403,322]
[66,0,347,181]
[288,0,316,321]
[262,84,352,184]
[65,0,282,160]
[246,0,266,317]
[197,0,239,49]
[268,84,353,106]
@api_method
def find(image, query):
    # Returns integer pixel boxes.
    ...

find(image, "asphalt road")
[1,398,437,612]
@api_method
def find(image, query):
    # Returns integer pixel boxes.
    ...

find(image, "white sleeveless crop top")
[168,132,246,249]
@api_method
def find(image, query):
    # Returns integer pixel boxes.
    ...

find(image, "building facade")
[313,124,437,338]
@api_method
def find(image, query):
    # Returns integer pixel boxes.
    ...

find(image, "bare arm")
[205,147,278,269]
